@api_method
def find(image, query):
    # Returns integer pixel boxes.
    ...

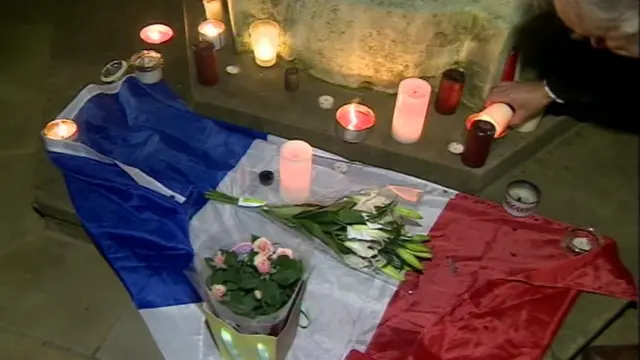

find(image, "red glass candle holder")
[464,102,514,139]
[435,68,465,115]
[193,41,220,86]
[461,120,495,168]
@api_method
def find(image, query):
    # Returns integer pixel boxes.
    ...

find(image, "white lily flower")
[352,192,391,213]
[344,241,378,258]
[342,254,370,269]
[347,225,390,241]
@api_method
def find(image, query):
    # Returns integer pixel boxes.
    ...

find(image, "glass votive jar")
[435,68,465,115]
[249,20,281,68]
[193,41,220,86]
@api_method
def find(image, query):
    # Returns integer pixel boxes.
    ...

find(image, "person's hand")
[485,81,553,127]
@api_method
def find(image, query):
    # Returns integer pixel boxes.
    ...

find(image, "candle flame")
[255,37,276,61]
[348,104,358,130]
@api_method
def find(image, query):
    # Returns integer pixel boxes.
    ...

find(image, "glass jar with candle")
[279,140,313,204]
[202,0,224,20]
[461,120,495,168]
[198,20,226,49]
[130,50,164,84]
[435,68,465,115]
[249,20,280,68]
[193,41,220,86]
[465,102,514,139]
[391,78,432,144]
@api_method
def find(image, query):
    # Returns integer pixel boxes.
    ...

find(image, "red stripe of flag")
[347,194,636,360]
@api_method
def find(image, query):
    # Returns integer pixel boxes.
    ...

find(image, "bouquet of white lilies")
[205,187,433,281]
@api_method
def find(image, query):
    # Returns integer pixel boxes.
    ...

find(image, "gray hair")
[555,0,639,34]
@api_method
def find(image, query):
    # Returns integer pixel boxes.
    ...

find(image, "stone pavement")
[0,0,637,359]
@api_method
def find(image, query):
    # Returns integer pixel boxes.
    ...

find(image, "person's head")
[552,0,639,57]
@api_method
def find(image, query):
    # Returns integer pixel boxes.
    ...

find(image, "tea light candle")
[391,78,432,144]
[465,102,514,139]
[43,119,78,141]
[130,50,164,84]
[198,20,225,49]
[202,0,224,20]
[335,103,376,143]
[139,24,174,45]
[502,180,541,217]
[249,20,280,68]
[279,140,313,204]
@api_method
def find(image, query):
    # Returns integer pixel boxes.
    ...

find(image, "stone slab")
[185,0,575,194]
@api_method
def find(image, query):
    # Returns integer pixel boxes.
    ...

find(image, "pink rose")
[253,237,274,255]
[210,284,226,300]
[213,251,226,268]
[274,248,294,259]
[254,254,272,274]
[254,290,263,300]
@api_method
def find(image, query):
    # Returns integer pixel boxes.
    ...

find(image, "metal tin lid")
[447,141,464,155]
[100,60,129,83]
[225,65,240,74]
[129,50,164,72]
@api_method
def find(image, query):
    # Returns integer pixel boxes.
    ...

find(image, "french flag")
[46,77,636,360]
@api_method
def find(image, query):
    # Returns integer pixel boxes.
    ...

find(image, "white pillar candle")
[198,20,226,49]
[391,78,432,144]
[249,20,280,68]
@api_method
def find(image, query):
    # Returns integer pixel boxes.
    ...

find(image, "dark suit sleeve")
[517,12,639,133]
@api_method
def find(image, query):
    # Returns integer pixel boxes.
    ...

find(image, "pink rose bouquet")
[204,235,304,322]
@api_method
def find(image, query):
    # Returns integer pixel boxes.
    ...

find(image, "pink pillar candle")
[465,102,514,139]
[391,78,432,144]
[279,140,313,203]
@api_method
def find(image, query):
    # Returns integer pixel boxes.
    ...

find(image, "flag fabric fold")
[46,77,636,360]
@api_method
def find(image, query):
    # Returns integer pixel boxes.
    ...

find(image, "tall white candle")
[391,78,432,144]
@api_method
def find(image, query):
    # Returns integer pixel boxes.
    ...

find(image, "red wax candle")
[193,41,220,86]
[501,50,519,82]
[335,103,376,131]
[461,120,495,168]
[435,68,465,115]
[139,24,174,45]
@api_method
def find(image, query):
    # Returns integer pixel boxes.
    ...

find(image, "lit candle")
[279,140,313,204]
[335,103,376,143]
[139,24,174,45]
[249,20,280,68]
[202,0,224,20]
[465,102,513,139]
[198,20,225,49]
[43,119,78,141]
[391,78,432,144]
[502,180,541,217]
[130,50,164,84]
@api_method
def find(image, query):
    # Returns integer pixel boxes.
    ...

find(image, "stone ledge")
[184,0,575,194]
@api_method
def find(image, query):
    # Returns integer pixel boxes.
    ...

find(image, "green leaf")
[221,268,241,284]
[337,208,366,224]
[225,282,239,291]
[272,256,298,270]
[261,281,285,307]
[272,268,302,287]
[204,190,240,205]
[224,251,239,268]
[238,271,261,290]
[224,291,259,315]
[268,205,317,218]
[209,269,227,286]
[393,206,423,220]
[304,211,339,224]
[296,219,346,255]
